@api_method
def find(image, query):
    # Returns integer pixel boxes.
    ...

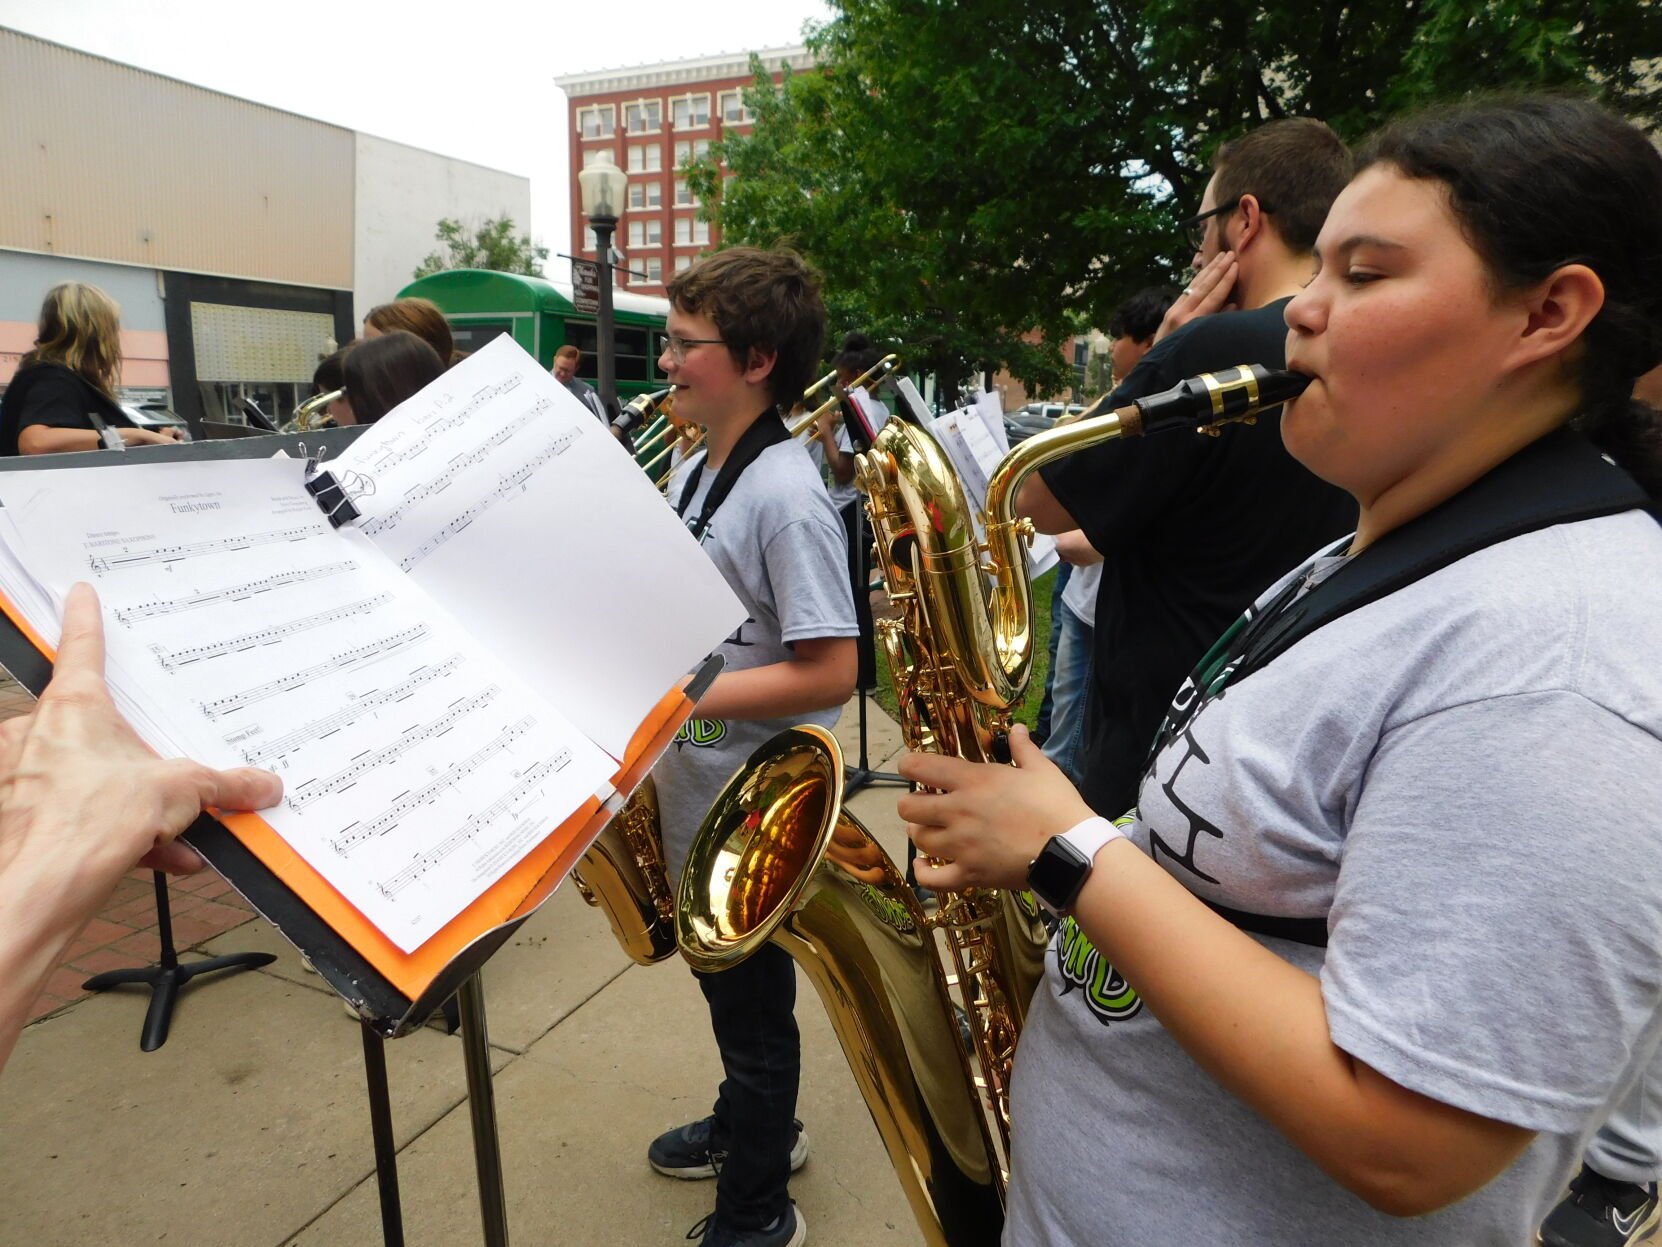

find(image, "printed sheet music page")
[0,337,747,953]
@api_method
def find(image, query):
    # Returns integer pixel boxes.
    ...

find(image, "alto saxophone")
[673,364,1311,1247]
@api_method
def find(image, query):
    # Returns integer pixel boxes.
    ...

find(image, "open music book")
[0,336,746,996]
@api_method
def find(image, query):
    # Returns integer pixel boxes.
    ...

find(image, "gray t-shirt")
[654,437,860,881]
[1006,509,1662,1246]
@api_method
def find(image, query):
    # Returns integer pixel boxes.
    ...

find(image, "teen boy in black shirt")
[1018,119,1358,819]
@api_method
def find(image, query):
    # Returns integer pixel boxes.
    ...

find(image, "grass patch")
[871,567,1057,732]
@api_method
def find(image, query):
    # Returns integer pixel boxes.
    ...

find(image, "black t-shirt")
[0,362,136,455]
[1039,298,1357,816]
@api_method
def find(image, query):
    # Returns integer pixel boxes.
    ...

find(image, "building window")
[584,226,598,251]
[674,138,711,167]
[582,147,612,168]
[628,219,662,248]
[624,100,662,134]
[675,255,693,273]
[673,179,698,207]
[692,219,710,245]
[627,143,663,174]
[671,93,711,130]
[719,91,750,125]
[635,257,664,285]
[673,217,711,246]
[627,182,663,210]
[579,105,615,138]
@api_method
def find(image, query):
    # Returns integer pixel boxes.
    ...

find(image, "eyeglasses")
[1182,203,1238,251]
[663,333,726,364]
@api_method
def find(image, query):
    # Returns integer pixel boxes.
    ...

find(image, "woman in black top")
[0,283,183,456]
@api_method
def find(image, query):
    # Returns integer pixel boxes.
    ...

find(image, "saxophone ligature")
[675,363,1311,1247]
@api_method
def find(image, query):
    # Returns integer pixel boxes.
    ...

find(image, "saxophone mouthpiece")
[1134,365,1312,435]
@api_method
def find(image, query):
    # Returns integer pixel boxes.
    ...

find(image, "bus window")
[450,320,515,355]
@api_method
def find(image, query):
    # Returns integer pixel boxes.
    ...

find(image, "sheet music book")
[0,336,746,995]
[925,394,1059,581]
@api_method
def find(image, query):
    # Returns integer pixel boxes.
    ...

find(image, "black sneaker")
[648,1115,809,1180]
[1541,1165,1661,1246]
[687,1203,806,1247]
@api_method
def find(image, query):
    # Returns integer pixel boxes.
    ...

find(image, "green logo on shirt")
[674,718,728,748]
[1055,917,1142,1025]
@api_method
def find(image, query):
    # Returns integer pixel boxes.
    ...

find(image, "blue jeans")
[1034,564,1072,742]
[695,942,801,1229]
[1041,602,1095,785]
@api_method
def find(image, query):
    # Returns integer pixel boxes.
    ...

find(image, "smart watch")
[1026,816,1124,916]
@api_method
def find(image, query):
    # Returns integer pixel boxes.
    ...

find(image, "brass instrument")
[281,387,343,433]
[787,354,899,440]
[570,776,678,964]
[676,364,1312,1246]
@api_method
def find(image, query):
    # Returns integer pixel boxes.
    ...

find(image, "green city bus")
[396,269,671,403]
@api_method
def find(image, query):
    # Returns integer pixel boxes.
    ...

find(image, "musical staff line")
[114,560,356,624]
[198,624,429,719]
[88,524,318,571]
[149,594,391,671]
[361,408,543,537]
[285,685,501,810]
[330,716,538,854]
[378,753,572,898]
[362,374,525,475]
[399,428,580,572]
[231,655,463,765]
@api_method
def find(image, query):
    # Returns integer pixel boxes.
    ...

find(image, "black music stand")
[81,871,274,1052]
[844,501,906,797]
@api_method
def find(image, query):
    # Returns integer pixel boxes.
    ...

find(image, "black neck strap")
[674,409,790,540]
[1158,428,1653,949]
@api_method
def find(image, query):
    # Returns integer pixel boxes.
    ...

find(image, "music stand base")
[81,872,275,1052]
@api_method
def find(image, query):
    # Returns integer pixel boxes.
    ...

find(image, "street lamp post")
[578,151,630,416]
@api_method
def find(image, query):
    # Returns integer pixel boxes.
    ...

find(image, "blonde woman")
[0,283,182,455]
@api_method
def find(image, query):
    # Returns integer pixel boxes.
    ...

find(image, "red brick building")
[554,46,813,297]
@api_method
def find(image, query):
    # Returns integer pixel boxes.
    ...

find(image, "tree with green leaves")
[413,216,549,279]
[689,0,1660,397]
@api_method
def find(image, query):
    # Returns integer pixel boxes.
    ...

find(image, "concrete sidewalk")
[0,693,925,1247]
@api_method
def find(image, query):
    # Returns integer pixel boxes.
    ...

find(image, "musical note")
[285,685,501,810]
[361,407,547,537]
[114,561,356,624]
[149,594,391,671]
[231,655,463,765]
[198,624,429,719]
[377,753,572,898]
[88,524,320,571]
[330,717,540,854]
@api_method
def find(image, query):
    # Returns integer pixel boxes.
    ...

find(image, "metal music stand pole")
[360,1021,406,1247]
[844,500,906,798]
[81,870,275,1052]
[457,973,510,1247]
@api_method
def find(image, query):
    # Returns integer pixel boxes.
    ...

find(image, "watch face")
[1029,835,1091,911]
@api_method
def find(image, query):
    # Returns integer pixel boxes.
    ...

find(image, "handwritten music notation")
[361,374,526,476]
[114,561,357,625]
[149,594,391,672]
[231,655,463,766]
[377,753,571,899]
[198,624,430,719]
[88,524,318,572]
[398,429,581,572]
[330,716,538,854]
[360,407,546,538]
[285,685,502,811]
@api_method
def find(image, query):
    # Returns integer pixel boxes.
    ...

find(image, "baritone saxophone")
[674,364,1312,1247]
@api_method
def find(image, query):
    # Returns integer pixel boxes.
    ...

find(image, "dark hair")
[1358,95,1662,496]
[833,331,881,381]
[666,246,827,407]
[313,344,353,396]
[343,331,444,425]
[1212,118,1352,254]
[1109,287,1181,342]
[364,297,462,366]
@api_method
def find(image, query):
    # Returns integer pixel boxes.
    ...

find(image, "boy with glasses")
[645,247,858,1247]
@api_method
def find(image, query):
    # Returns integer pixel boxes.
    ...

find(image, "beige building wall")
[0,28,353,289]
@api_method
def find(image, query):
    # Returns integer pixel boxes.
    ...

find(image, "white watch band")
[1060,815,1124,865]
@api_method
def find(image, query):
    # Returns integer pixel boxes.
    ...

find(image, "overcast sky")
[0,0,831,266]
